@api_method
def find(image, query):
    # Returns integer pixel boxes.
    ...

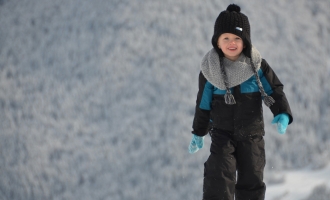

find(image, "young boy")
[189,4,293,200]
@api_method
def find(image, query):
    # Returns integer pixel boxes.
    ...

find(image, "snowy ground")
[266,165,330,200]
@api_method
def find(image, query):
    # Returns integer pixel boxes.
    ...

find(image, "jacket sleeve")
[192,72,213,136]
[260,59,293,124]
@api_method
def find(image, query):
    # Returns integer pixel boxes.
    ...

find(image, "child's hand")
[188,134,205,154]
[271,113,289,134]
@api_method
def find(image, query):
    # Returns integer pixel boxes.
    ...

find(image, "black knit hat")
[212,4,252,58]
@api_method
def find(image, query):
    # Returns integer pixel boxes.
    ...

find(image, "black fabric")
[261,60,293,124]
[203,129,266,200]
[211,4,252,58]
[192,72,211,136]
[211,88,265,141]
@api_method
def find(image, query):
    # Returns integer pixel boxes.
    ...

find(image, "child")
[189,4,293,200]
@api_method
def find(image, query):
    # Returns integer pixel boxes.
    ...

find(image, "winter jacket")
[192,59,293,140]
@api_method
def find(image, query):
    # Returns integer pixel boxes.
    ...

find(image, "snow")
[0,0,330,199]
[267,165,330,200]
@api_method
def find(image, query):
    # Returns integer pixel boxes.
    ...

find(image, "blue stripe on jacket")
[199,81,213,110]
[199,69,273,110]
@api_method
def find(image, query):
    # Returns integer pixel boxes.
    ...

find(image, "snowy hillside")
[0,0,330,199]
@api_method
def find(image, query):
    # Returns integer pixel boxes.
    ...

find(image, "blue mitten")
[188,134,205,154]
[272,113,289,134]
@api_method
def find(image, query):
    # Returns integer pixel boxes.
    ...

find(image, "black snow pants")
[203,128,266,200]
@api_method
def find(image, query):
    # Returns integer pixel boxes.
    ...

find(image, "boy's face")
[217,33,244,61]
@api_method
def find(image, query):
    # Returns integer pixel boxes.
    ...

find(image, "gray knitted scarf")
[200,46,275,107]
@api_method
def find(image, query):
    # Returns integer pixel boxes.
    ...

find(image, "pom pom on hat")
[226,4,241,12]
